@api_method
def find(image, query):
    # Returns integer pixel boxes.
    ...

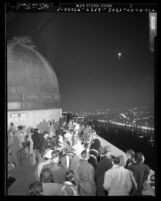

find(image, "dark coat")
[88,139,100,169]
[38,135,49,153]
[31,132,40,150]
[128,163,150,195]
[95,156,113,196]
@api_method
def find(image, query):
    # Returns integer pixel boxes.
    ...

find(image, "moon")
[117,52,122,59]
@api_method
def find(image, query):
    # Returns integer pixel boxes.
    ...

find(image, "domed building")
[7,37,62,127]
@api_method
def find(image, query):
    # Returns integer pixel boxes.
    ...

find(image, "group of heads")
[126,149,145,164]
[9,122,24,131]
[39,167,75,185]
[27,169,75,196]
[99,145,112,156]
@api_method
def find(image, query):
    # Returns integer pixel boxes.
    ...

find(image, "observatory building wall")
[8,109,62,128]
[7,38,62,128]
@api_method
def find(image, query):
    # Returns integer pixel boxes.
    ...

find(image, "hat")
[104,145,112,153]
[17,125,23,130]
[43,149,54,159]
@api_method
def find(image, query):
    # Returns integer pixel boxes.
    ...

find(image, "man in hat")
[95,146,113,196]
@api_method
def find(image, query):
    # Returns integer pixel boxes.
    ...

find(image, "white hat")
[43,149,54,159]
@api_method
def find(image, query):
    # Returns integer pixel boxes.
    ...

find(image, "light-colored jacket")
[103,165,132,196]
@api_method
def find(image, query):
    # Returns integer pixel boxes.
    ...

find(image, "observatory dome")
[7,38,60,111]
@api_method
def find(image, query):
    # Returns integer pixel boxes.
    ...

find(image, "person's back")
[103,156,132,196]
[38,134,49,154]
[69,154,80,173]
[95,156,112,179]
[95,147,113,196]
[40,168,62,196]
[60,170,78,196]
[61,182,78,196]
[129,161,150,195]
[109,166,131,195]
[76,150,96,196]
[44,162,67,184]
[77,160,93,181]
[32,132,40,151]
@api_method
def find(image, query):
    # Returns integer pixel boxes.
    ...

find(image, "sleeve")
[89,166,95,183]
[125,171,132,193]
[125,159,130,169]
[130,170,137,190]
[95,164,100,180]
[144,165,150,182]
[103,171,112,191]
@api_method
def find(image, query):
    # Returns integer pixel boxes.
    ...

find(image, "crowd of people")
[7,117,155,196]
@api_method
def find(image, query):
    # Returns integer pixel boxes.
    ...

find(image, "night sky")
[6,12,154,112]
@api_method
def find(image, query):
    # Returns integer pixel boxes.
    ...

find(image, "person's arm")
[144,166,150,181]
[130,170,137,190]
[125,172,133,194]
[103,171,112,191]
[88,166,95,184]
[37,160,51,180]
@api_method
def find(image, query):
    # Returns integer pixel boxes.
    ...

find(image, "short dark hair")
[127,149,135,158]
[65,170,74,182]
[135,152,144,163]
[27,181,42,195]
[111,156,120,164]
[40,168,54,183]
[118,155,125,166]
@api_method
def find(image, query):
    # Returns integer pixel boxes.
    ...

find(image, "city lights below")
[98,119,154,131]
